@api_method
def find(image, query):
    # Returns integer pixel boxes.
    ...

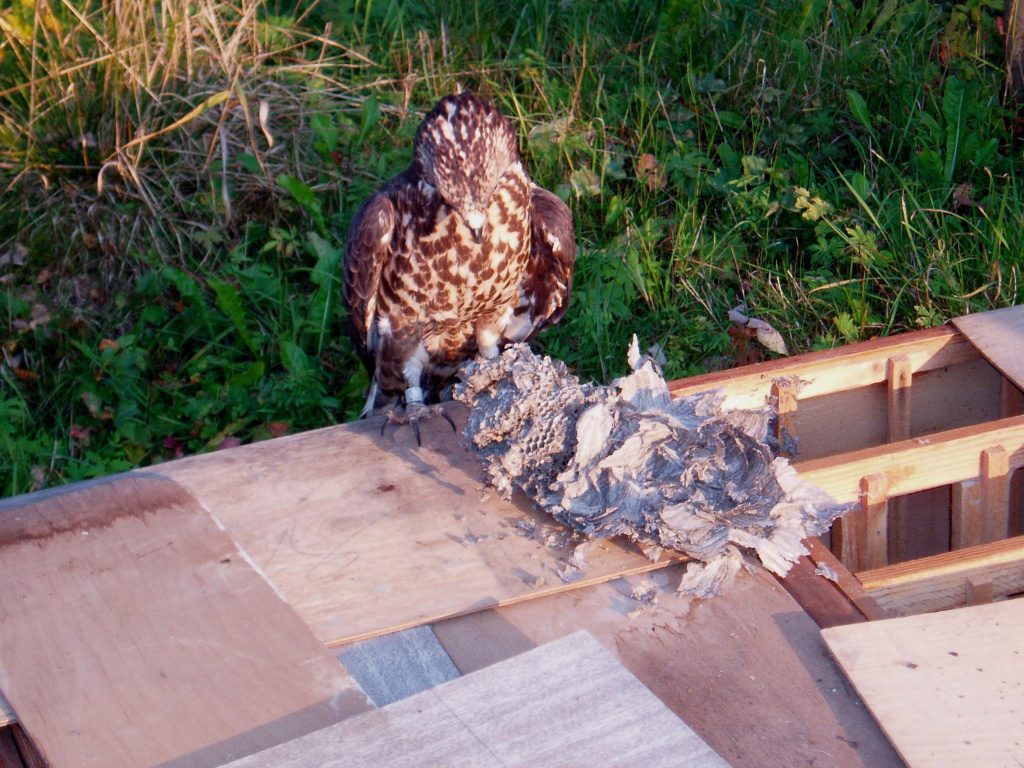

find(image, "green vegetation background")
[0,0,1018,496]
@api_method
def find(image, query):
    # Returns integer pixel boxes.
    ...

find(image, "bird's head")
[414,91,519,244]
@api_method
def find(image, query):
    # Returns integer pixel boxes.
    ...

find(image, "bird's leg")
[379,346,456,446]
[475,326,501,360]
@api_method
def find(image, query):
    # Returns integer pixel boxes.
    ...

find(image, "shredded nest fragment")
[455,339,851,597]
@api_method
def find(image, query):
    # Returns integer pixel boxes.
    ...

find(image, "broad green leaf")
[229,360,266,387]
[355,97,381,148]
[280,340,311,378]
[276,174,322,218]
[306,232,343,353]
[943,77,975,184]
[846,90,877,144]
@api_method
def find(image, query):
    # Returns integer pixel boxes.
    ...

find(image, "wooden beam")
[965,577,995,606]
[981,445,1010,544]
[1000,377,1023,417]
[858,534,1024,616]
[861,474,889,570]
[886,355,911,442]
[772,378,798,457]
[951,478,983,550]
[669,326,978,410]
[831,474,889,573]
[804,538,889,621]
[795,414,1024,504]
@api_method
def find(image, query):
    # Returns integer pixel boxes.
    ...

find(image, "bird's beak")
[464,211,487,244]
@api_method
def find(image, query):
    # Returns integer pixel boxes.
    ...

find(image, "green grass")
[0,0,1020,496]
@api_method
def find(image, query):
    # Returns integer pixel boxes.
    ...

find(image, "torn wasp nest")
[455,339,850,597]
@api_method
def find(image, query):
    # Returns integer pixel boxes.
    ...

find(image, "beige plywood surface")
[226,631,728,768]
[151,403,675,647]
[0,475,371,768]
[822,598,1024,768]
[953,305,1024,390]
[433,563,904,768]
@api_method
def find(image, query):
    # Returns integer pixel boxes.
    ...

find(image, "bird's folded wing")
[343,191,396,363]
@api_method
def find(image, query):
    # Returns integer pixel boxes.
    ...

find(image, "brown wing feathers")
[342,191,395,371]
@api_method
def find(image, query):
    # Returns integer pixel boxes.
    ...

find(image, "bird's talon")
[440,410,457,433]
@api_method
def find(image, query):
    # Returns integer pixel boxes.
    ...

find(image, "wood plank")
[777,553,867,628]
[772,378,798,456]
[1000,377,1023,417]
[862,473,889,570]
[822,598,1024,768]
[226,631,729,768]
[0,475,371,768]
[435,564,904,768]
[151,403,677,647]
[951,478,984,549]
[795,414,1024,504]
[981,445,1010,543]
[858,534,1024,616]
[804,537,890,621]
[952,304,1024,390]
[908,357,1001,438]
[887,355,912,442]
[669,326,977,410]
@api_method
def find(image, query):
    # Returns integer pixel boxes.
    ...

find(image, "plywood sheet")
[0,475,371,768]
[953,305,1024,390]
[822,598,1024,767]
[151,404,674,646]
[433,563,904,768]
[226,631,728,768]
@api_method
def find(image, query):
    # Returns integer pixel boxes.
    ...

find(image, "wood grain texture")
[150,403,676,647]
[669,325,977,410]
[952,304,1024,390]
[0,475,371,768]
[226,631,728,768]
[822,598,1024,768]
[435,564,904,768]
[804,538,890,621]
[795,414,1024,504]
[858,534,1024,616]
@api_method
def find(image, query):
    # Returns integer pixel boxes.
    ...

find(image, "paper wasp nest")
[455,339,850,597]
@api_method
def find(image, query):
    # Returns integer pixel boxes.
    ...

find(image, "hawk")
[342,91,576,440]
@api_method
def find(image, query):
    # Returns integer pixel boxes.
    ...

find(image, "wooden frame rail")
[669,326,978,410]
[787,413,1024,619]
[857,535,1024,616]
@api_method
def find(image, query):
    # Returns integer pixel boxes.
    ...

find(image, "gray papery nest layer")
[455,339,851,597]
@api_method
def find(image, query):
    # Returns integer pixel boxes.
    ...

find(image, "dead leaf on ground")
[728,306,789,356]
[952,182,976,210]
[636,153,666,191]
[266,421,290,438]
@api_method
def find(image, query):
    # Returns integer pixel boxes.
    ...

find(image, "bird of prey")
[342,90,576,441]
